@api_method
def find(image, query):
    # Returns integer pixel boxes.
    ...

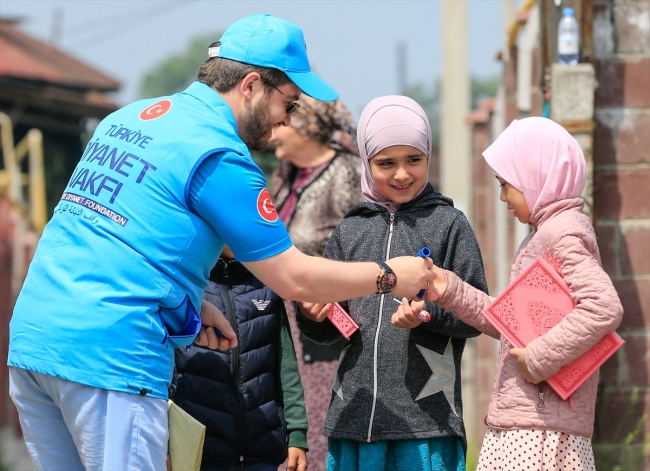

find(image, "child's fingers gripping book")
[482,256,624,400]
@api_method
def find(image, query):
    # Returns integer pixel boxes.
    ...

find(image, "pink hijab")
[357,96,433,212]
[483,117,586,215]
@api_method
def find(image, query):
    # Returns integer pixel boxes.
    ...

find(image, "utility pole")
[441,0,476,456]
[396,40,408,94]
[441,0,471,217]
[50,8,63,45]
[494,0,517,295]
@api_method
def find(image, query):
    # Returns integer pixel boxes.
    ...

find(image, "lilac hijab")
[357,96,433,212]
[483,117,586,215]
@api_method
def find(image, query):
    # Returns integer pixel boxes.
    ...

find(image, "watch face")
[380,272,397,292]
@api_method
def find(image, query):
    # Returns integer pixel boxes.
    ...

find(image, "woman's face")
[497,176,530,224]
[269,125,312,166]
[369,145,428,205]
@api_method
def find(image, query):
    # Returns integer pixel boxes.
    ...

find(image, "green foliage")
[471,76,500,109]
[137,31,280,185]
[592,386,650,470]
[0,445,9,471]
[403,80,441,144]
[139,32,222,98]
[403,75,500,145]
[251,150,280,187]
[465,439,479,471]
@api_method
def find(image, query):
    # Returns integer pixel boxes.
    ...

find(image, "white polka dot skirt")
[477,428,595,471]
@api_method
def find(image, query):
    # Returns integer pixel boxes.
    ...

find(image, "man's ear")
[239,72,262,102]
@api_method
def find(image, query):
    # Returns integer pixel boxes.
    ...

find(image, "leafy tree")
[138,31,280,182]
[471,75,500,109]
[403,75,500,145]
[139,32,221,98]
[403,80,441,144]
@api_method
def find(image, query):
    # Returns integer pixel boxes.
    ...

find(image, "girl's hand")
[391,297,425,329]
[287,446,308,471]
[509,348,540,384]
[298,301,332,322]
[423,264,447,302]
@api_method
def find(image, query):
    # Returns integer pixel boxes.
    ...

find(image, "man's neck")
[216,87,243,130]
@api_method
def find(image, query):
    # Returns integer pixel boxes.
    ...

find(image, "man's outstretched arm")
[243,246,434,303]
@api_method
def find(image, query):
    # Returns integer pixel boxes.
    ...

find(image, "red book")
[327,302,359,340]
[482,256,624,400]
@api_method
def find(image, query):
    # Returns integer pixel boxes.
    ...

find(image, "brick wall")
[592,0,650,468]
[467,100,499,444]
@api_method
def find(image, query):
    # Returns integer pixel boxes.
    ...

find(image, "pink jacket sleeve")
[436,270,501,339]
[524,232,624,383]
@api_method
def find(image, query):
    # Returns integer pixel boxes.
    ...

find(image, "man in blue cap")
[7,14,435,470]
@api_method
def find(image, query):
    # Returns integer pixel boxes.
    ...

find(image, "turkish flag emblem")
[257,188,278,222]
[139,99,172,121]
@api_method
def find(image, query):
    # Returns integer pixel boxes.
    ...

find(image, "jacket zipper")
[367,212,395,442]
[536,382,545,410]
[220,262,247,463]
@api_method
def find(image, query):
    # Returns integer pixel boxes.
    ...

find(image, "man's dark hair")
[198,42,291,95]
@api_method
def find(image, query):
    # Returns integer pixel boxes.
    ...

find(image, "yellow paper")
[168,399,206,471]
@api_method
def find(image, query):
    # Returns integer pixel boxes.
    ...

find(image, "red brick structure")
[466,98,501,446]
[591,1,650,468]
[466,1,649,469]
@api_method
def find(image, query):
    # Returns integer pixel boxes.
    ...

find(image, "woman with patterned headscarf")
[270,95,361,257]
[270,96,363,471]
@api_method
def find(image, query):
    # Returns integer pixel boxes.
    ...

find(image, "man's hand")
[509,348,540,384]
[195,299,238,350]
[287,447,308,471]
[423,264,448,302]
[297,302,331,322]
[391,297,425,329]
[386,256,435,298]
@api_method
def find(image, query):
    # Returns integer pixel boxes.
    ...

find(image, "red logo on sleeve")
[257,189,278,222]
[139,99,172,121]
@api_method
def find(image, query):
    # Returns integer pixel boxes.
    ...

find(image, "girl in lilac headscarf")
[405,117,623,471]
[295,96,488,471]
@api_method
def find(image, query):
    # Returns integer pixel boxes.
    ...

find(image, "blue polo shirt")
[8,82,292,399]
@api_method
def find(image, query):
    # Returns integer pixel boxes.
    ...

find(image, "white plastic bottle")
[558,7,579,65]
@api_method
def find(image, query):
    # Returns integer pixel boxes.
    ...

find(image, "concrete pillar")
[441,0,477,460]
[495,0,517,295]
[441,0,471,217]
[550,63,596,217]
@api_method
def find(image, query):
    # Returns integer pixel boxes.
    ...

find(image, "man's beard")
[240,97,273,151]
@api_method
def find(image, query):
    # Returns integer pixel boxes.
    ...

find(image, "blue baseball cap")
[213,14,339,102]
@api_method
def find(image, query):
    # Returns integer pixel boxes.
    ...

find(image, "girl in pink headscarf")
[402,117,623,471]
[296,96,488,471]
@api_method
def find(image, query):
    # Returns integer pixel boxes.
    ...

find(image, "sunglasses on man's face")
[270,85,301,115]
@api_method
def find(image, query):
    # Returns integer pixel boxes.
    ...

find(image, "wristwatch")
[376,261,397,294]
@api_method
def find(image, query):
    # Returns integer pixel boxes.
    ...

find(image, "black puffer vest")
[172,259,288,468]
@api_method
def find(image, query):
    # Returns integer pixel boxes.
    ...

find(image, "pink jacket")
[437,198,623,438]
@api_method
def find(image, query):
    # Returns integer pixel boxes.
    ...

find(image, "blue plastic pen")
[414,247,432,299]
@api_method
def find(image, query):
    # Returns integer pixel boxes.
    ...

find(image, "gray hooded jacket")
[297,184,488,448]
